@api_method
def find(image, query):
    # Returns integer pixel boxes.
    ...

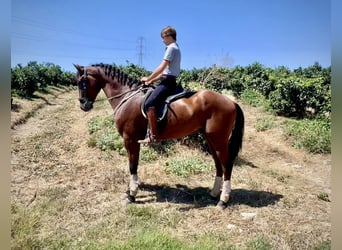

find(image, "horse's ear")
[73,64,83,73]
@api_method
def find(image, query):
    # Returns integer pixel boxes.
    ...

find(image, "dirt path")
[11,88,331,249]
[11,89,119,205]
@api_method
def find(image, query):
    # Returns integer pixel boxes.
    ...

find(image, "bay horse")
[74,63,244,209]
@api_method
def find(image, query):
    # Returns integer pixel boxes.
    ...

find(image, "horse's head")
[74,64,102,112]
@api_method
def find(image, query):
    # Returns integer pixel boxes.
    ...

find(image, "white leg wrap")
[129,174,139,197]
[220,180,231,203]
[210,176,222,198]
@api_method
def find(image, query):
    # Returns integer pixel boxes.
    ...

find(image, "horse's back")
[178,89,237,114]
[158,89,237,139]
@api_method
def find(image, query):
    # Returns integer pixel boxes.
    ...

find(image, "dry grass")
[11,88,331,249]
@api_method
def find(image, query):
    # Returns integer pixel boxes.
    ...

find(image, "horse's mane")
[92,63,142,88]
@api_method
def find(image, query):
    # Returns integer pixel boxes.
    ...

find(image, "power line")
[137,36,144,67]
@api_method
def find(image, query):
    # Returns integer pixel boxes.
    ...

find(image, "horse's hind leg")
[206,132,232,208]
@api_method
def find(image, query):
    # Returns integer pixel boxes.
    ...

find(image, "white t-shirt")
[163,42,181,77]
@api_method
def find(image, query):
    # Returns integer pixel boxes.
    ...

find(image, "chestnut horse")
[74,63,244,209]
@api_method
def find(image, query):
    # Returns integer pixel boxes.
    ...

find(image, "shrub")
[268,78,307,117]
[240,88,265,107]
[268,76,331,118]
[11,63,39,97]
[283,118,331,153]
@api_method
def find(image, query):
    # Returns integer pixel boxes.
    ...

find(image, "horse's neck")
[102,81,130,110]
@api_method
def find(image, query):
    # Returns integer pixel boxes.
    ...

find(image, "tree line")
[11,60,331,153]
[179,61,330,120]
[12,60,330,120]
[11,61,76,97]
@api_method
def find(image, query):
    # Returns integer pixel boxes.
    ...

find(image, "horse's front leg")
[124,138,140,203]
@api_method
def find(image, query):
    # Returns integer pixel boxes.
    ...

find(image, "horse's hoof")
[216,200,228,210]
[125,191,136,203]
[209,194,219,201]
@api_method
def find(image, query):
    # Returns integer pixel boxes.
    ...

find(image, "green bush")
[283,118,331,153]
[243,62,275,97]
[11,61,76,97]
[268,76,330,118]
[11,63,39,97]
[240,88,266,107]
[201,66,231,91]
[269,78,307,117]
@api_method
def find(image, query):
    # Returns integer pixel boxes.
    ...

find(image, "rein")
[107,86,142,101]
[112,85,147,116]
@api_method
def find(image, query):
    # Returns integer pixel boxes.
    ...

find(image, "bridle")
[78,67,87,99]
[78,67,94,111]
[77,66,150,113]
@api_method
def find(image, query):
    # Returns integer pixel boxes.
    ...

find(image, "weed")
[126,205,155,220]
[255,116,276,132]
[317,192,330,202]
[313,240,331,250]
[96,127,125,153]
[165,157,212,177]
[140,146,159,162]
[11,204,43,249]
[88,115,113,134]
[247,236,273,250]
[261,168,290,184]
[87,134,97,147]
[87,115,126,153]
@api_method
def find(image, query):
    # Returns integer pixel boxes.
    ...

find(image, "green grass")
[313,240,331,250]
[246,236,273,250]
[11,204,43,250]
[240,89,272,113]
[12,202,236,250]
[165,157,213,177]
[283,118,331,153]
[255,115,276,132]
[87,115,126,154]
[87,115,178,161]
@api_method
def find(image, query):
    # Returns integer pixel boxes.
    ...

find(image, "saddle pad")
[141,87,196,122]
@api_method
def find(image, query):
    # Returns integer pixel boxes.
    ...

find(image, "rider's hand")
[141,77,150,84]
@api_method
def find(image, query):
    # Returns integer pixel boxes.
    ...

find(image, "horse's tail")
[228,103,245,165]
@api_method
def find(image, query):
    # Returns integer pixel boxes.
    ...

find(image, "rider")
[138,26,181,144]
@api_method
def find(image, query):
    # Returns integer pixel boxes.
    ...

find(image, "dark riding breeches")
[144,77,177,110]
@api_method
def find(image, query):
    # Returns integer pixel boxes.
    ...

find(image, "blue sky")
[11,0,330,73]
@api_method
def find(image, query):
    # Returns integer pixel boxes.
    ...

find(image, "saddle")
[141,84,196,123]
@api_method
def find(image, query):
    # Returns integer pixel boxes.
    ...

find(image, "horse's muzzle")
[79,98,93,112]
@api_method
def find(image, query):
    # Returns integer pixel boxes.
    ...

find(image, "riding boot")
[138,107,158,144]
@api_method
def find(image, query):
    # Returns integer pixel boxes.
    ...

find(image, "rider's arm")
[141,60,169,84]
